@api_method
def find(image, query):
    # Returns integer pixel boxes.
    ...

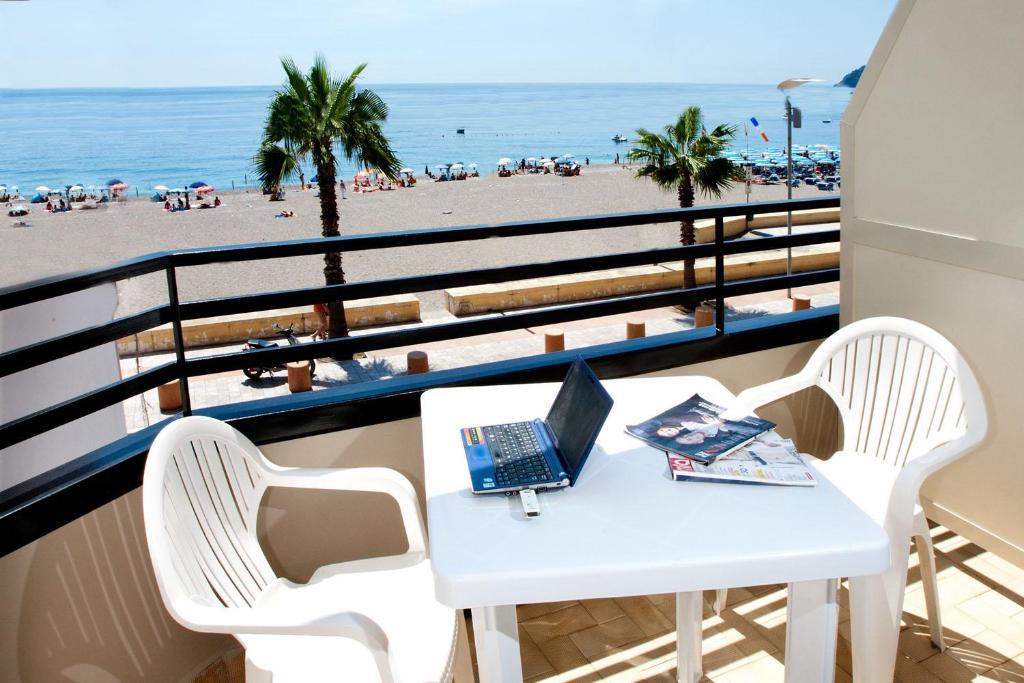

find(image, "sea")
[0,83,851,194]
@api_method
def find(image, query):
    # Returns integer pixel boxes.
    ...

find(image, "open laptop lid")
[544,358,614,484]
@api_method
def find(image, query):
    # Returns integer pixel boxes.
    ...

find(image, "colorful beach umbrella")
[110,182,128,191]
[195,185,214,194]
[106,179,124,186]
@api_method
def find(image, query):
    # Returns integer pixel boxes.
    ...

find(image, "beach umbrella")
[468,163,477,168]
[562,154,575,160]
[0,186,5,192]
[106,179,124,186]
[69,185,84,192]
[110,182,128,191]
[195,185,214,194]
[399,167,414,174]
[497,157,512,166]
[153,184,169,192]
[36,186,52,193]
[188,181,208,189]
[450,163,464,170]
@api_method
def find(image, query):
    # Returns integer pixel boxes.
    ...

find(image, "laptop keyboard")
[482,422,554,487]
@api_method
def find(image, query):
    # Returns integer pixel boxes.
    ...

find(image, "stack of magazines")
[625,394,816,487]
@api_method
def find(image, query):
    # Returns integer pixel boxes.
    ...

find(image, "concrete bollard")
[407,350,429,374]
[158,381,183,412]
[694,304,714,328]
[626,319,646,339]
[792,294,812,311]
[287,361,313,393]
[544,329,565,353]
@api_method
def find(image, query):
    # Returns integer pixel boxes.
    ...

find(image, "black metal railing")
[0,196,839,454]
[0,196,841,554]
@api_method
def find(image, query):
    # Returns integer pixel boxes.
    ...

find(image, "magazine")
[667,431,817,487]
[625,393,775,464]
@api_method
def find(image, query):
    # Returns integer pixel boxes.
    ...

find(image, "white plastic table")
[422,376,890,682]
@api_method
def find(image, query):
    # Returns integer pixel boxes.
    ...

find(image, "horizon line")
[0,80,843,93]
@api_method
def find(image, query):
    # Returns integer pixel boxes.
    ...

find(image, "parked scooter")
[242,323,315,380]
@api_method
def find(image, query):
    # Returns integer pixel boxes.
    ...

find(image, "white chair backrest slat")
[150,423,277,611]
[812,320,975,472]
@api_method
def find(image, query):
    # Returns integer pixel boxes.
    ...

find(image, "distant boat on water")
[612,133,627,142]
[456,128,465,134]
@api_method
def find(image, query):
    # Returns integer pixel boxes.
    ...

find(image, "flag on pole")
[750,117,769,143]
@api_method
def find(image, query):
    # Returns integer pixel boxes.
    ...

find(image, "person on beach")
[214,196,221,208]
[339,179,347,199]
[312,302,329,340]
[585,157,590,166]
[164,200,171,211]
[45,200,53,212]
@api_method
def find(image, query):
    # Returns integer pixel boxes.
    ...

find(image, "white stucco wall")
[842,0,1024,564]
[0,284,127,489]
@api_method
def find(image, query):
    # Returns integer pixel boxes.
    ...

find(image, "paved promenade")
[121,285,838,432]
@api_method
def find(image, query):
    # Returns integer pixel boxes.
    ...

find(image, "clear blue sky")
[0,0,896,89]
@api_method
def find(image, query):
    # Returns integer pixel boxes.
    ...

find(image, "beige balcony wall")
[842,0,1024,564]
[0,284,127,489]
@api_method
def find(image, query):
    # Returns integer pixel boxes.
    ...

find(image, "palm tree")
[627,106,740,294]
[255,56,400,338]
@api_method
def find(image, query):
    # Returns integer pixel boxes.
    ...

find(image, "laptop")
[461,358,614,494]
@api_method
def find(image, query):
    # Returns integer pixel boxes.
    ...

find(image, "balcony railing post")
[165,265,192,416]
[714,216,725,335]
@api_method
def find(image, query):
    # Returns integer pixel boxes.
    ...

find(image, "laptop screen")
[545,359,614,479]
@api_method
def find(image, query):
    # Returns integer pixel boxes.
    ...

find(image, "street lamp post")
[776,78,822,299]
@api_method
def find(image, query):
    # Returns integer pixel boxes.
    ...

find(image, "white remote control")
[520,489,540,517]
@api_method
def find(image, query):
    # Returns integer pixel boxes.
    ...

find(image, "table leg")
[848,573,902,683]
[675,591,703,683]
[471,605,523,683]
[784,579,839,683]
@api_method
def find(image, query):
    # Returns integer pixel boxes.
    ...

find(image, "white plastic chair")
[711,317,986,680]
[143,415,472,683]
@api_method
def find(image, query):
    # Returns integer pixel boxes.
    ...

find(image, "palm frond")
[252,142,299,190]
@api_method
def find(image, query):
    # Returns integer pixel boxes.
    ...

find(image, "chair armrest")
[734,374,813,412]
[268,467,427,555]
[176,602,397,681]
[885,432,971,545]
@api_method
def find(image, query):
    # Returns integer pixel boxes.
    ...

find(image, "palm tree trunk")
[316,160,350,340]
[678,179,697,292]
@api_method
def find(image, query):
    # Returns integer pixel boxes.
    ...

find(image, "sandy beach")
[1,165,830,317]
